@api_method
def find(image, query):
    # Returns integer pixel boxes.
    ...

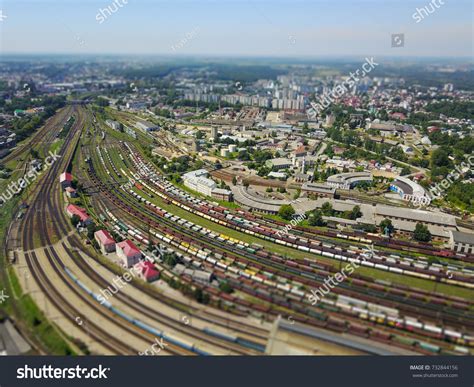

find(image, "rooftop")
[117,240,141,257]
[451,230,474,245]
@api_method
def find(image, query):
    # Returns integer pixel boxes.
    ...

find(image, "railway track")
[75,120,268,354]
[83,141,472,356]
[17,107,192,355]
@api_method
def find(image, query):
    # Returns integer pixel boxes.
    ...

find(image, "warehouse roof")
[301,182,336,195]
[375,205,456,227]
[450,230,474,245]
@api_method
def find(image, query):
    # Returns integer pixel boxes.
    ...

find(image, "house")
[0,127,16,149]
[448,231,474,254]
[116,240,142,268]
[211,188,233,202]
[94,230,116,254]
[59,172,73,189]
[66,204,91,226]
[65,187,78,198]
[294,145,307,157]
[135,261,160,282]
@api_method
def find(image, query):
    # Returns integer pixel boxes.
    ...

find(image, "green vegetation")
[379,219,394,236]
[7,96,66,141]
[414,223,432,242]
[426,101,474,120]
[308,210,326,227]
[278,205,295,221]
[0,195,74,355]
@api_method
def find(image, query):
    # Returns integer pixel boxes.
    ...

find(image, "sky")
[0,0,472,58]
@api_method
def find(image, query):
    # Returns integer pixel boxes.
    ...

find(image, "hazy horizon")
[0,0,472,58]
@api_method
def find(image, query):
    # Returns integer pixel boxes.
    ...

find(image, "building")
[294,145,307,157]
[327,172,373,190]
[233,186,285,214]
[301,182,336,198]
[174,264,212,284]
[105,119,121,131]
[183,169,232,201]
[135,121,160,132]
[0,127,16,149]
[135,261,160,282]
[211,188,233,202]
[59,172,73,189]
[390,176,428,203]
[266,157,292,171]
[94,230,116,254]
[66,204,91,226]
[191,140,200,152]
[65,187,78,198]
[116,240,142,268]
[448,231,474,254]
[210,126,219,140]
[268,171,287,180]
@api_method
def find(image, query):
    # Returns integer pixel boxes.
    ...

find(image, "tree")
[321,202,334,217]
[401,166,411,176]
[232,176,237,186]
[349,205,362,220]
[413,223,432,242]
[70,214,80,227]
[219,282,233,294]
[278,205,295,221]
[195,130,204,139]
[308,210,326,226]
[361,224,377,233]
[163,252,178,267]
[379,219,394,236]
[86,222,97,239]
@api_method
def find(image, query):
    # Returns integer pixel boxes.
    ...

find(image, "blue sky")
[0,0,472,57]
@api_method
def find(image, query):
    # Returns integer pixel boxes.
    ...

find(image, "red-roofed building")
[94,230,116,254]
[294,145,307,157]
[66,204,91,226]
[427,126,440,134]
[135,261,160,282]
[116,240,141,268]
[60,172,73,189]
[390,112,406,121]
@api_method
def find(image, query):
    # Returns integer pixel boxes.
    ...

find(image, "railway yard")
[3,106,474,356]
